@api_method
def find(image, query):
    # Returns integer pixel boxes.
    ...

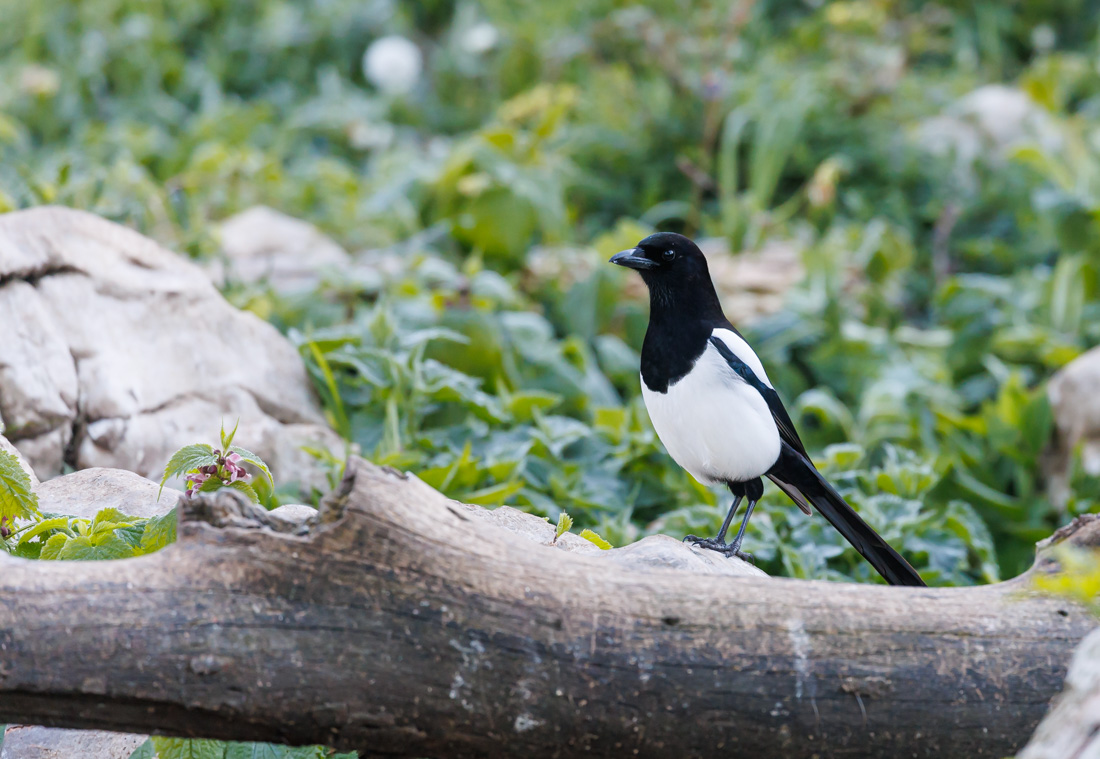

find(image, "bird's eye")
[662,249,676,262]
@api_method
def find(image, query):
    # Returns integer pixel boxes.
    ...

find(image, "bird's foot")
[683,535,754,564]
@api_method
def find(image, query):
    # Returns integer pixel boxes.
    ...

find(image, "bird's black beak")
[609,248,658,270]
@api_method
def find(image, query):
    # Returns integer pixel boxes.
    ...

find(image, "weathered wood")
[1018,627,1100,759]
[0,457,1094,758]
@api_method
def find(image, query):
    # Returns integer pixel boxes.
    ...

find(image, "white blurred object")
[915,85,1062,191]
[214,205,351,293]
[461,22,499,54]
[18,64,60,97]
[363,35,423,95]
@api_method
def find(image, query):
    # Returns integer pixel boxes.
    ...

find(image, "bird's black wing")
[707,335,808,459]
[707,335,925,586]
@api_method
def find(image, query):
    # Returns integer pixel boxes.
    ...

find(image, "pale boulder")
[213,205,351,293]
[0,206,343,491]
[1045,345,1100,508]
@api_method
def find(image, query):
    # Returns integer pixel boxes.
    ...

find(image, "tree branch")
[0,458,1094,757]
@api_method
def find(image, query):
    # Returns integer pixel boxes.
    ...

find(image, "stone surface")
[704,237,805,325]
[916,84,1062,190]
[1045,345,1100,508]
[36,467,179,519]
[212,205,351,293]
[0,206,343,491]
[1018,626,1100,759]
[0,727,145,759]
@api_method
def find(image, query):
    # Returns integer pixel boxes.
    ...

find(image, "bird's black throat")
[639,273,727,393]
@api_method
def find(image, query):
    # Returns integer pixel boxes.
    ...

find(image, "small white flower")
[461,22,499,54]
[363,35,422,96]
[1031,25,1056,53]
[346,120,395,150]
[19,65,60,98]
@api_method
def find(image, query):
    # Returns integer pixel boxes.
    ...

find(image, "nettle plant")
[0,424,274,562]
[0,429,40,542]
[159,422,273,503]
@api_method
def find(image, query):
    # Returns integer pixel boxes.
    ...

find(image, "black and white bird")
[611,232,925,587]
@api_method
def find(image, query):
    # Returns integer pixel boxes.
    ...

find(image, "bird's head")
[609,232,717,310]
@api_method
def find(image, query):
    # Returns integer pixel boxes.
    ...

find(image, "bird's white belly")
[641,346,780,485]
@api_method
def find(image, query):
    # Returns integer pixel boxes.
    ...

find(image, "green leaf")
[198,476,225,493]
[92,507,138,529]
[17,516,72,545]
[39,533,69,560]
[227,480,260,503]
[459,480,523,506]
[223,742,329,759]
[127,739,156,759]
[151,737,227,759]
[140,508,178,554]
[221,418,240,451]
[306,340,350,440]
[554,512,573,542]
[13,541,41,559]
[579,528,612,550]
[0,449,39,520]
[113,523,147,550]
[56,533,136,561]
[229,446,274,489]
[159,444,217,500]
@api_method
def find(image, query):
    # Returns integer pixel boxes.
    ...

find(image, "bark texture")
[1019,626,1100,759]
[0,457,1095,758]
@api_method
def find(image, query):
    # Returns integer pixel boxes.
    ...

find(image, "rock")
[0,727,145,759]
[1018,626,1100,759]
[0,207,344,492]
[213,205,351,293]
[703,237,805,325]
[915,84,1062,191]
[458,502,766,577]
[1045,346,1100,508]
[36,467,179,519]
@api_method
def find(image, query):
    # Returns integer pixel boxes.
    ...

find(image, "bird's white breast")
[641,336,780,485]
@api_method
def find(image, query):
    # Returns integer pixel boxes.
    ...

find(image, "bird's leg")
[724,498,757,561]
[712,494,742,543]
[683,495,748,557]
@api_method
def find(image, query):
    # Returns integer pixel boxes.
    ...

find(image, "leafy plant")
[159,421,273,504]
[578,528,612,550]
[0,444,39,524]
[553,512,573,543]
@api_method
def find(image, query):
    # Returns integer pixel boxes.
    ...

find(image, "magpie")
[611,232,926,587]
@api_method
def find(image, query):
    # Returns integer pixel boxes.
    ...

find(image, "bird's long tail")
[767,442,926,587]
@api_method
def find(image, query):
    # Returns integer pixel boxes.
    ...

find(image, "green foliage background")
[4,0,1100,590]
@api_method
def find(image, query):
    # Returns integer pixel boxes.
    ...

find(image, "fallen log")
[0,457,1094,758]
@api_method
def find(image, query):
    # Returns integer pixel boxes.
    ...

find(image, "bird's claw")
[683,534,754,564]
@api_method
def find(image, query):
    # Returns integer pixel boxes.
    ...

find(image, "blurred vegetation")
[3,0,1100,591]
